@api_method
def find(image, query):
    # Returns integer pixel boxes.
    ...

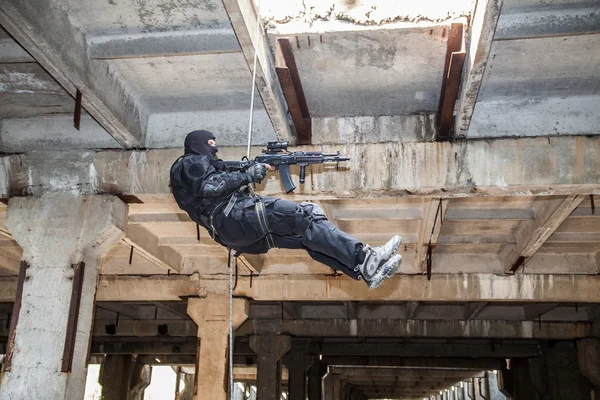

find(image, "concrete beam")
[0,29,34,63]
[221,0,294,143]
[238,319,591,340]
[92,319,197,337]
[0,115,120,152]
[328,367,485,379]
[455,0,503,136]
[86,29,241,60]
[495,3,600,40]
[0,1,143,148]
[7,272,600,302]
[3,273,600,303]
[61,136,600,199]
[502,195,585,273]
[311,115,438,144]
[322,356,507,371]
[316,342,541,359]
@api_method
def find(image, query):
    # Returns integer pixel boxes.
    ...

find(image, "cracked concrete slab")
[261,0,474,29]
[267,26,449,118]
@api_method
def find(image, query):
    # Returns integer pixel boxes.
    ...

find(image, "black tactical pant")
[213,196,364,280]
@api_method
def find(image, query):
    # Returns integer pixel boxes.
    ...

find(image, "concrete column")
[465,380,475,400]
[175,373,195,400]
[474,377,490,400]
[129,362,151,400]
[0,193,127,400]
[249,333,291,400]
[511,358,542,400]
[497,368,513,399]
[578,339,600,393]
[322,373,335,400]
[99,355,133,399]
[542,342,594,400]
[187,295,249,400]
[99,354,150,400]
[283,350,314,400]
[323,374,343,400]
[487,371,508,400]
[457,385,466,400]
[307,361,328,400]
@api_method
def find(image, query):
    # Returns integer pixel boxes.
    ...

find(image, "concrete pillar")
[187,295,249,400]
[129,357,152,400]
[497,368,513,399]
[99,355,134,399]
[487,371,508,400]
[465,380,476,400]
[323,374,343,400]
[542,342,594,400]
[99,354,150,400]
[457,385,466,400]
[0,193,127,399]
[249,333,291,400]
[578,339,600,393]
[307,361,328,400]
[175,373,195,400]
[474,377,490,400]
[283,350,314,400]
[511,358,542,400]
[323,373,335,400]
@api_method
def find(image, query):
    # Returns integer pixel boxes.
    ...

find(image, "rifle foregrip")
[278,164,296,193]
[299,166,306,184]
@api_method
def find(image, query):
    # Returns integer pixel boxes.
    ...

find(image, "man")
[170,130,402,289]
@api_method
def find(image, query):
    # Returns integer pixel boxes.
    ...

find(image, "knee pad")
[299,201,326,218]
[295,202,327,232]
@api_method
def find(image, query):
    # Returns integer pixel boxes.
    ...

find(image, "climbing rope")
[231,0,262,397]
[246,0,262,160]
[228,249,234,398]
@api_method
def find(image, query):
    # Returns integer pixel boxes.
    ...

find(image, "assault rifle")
[225,142,350,193]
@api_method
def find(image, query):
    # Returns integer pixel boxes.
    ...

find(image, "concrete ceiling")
[0,0,597,152]
[469,0,600,138]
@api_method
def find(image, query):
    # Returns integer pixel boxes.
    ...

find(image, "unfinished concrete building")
[0,0,599,399]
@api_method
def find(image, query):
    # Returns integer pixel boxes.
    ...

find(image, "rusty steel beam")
[438,23,466,140]
[276,37,311,144]
[4,261,27,371]
[73,89,82,130]
[61,262,85,372]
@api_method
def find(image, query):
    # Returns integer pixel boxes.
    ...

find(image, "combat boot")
[355,235,403,289]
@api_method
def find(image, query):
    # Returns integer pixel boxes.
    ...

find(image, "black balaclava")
[184,130,218,158]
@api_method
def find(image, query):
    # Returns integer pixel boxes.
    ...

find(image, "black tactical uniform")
[170,130,365,280]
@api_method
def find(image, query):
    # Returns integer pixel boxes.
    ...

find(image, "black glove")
[246,163,268,183]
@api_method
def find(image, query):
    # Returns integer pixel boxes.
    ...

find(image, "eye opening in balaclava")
[184,130,218,158]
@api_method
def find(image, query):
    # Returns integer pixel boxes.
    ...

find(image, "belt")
[205,186,275,250]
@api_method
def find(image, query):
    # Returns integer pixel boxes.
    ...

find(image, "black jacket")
[170,154,251,228]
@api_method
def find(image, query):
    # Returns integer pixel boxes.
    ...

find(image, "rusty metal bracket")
[74,89,83,130]
[509,256,525,274]
[61,261,85,372]
[275,37,311,144]
[438,23,466,141]
[426,200,444,280]
[5,261,28,371]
